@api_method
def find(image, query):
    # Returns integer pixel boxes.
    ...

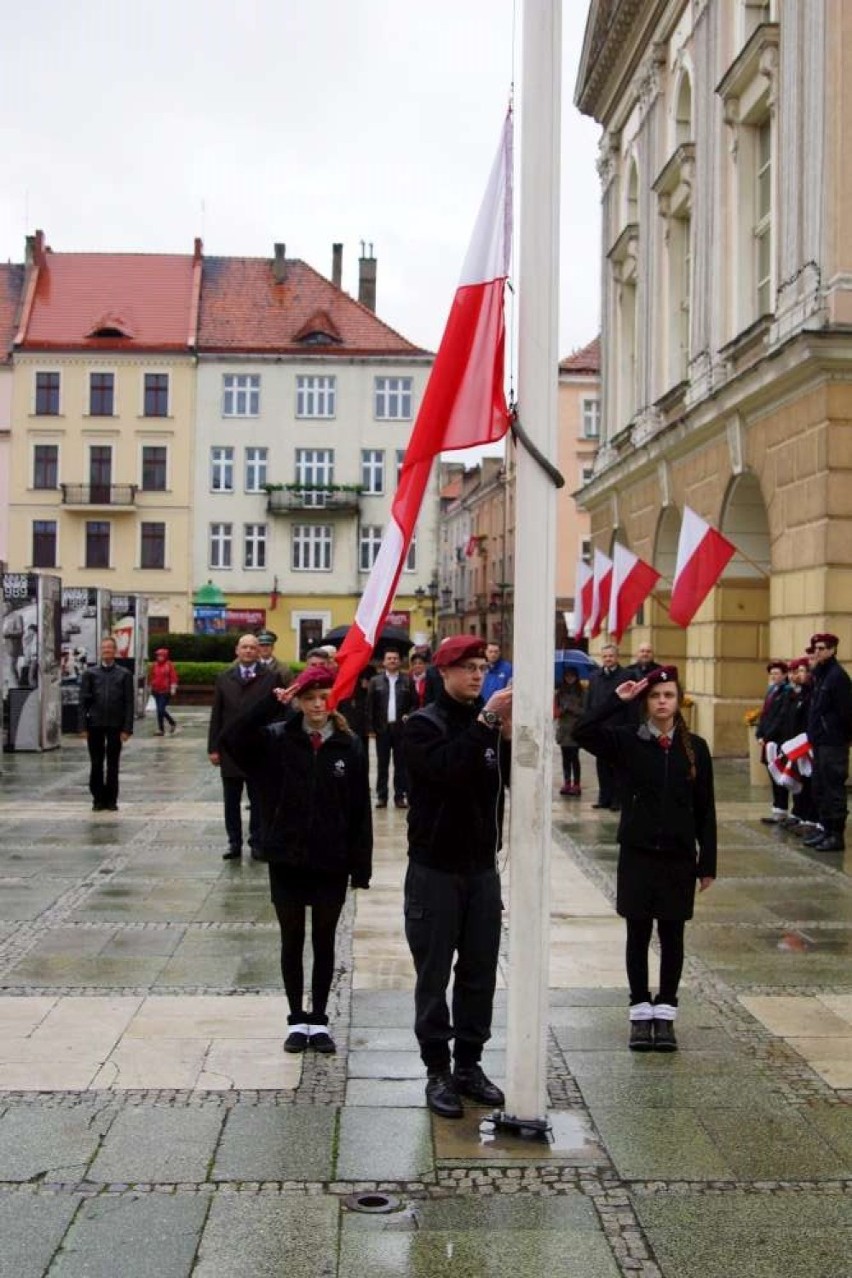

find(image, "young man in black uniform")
[403,635,512,1119]
[803,633,852,852]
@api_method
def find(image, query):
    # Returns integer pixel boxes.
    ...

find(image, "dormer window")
[86,312,133,340]
[293,309,341,346]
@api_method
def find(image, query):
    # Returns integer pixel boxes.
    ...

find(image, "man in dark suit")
[80,635,135,812]
[208,633,283,860]
[584,642,630,810]
[367,650,414,808]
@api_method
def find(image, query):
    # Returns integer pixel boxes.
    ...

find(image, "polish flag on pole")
[589,549,613,639]
[328,114,513,707]
[569,558,593,638]
[669,506,737,627]
[607,542,660,643]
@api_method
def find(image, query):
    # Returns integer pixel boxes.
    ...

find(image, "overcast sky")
[1,0,601,363]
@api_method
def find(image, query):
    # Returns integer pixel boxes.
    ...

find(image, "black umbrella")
[320,623,411,657]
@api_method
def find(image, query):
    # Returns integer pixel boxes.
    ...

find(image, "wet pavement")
[0,711,850,1277]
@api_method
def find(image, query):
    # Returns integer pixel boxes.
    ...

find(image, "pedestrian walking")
[221,666,372,1054]
[403,635,512,1118]
[802,633,852,852]
[367,650,414,808]
[575,666,716,1052]
[79,635,134,812]
[207,633,283,861]
[756,660,793,823]
[554,665,585,795]
[149,647,179,736]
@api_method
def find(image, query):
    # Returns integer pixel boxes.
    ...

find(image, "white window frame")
[296,374,336,418]
[292,524,333,571]
[754,119,772,315]
[361,448,385,495]
[295,448,334,505]
[243,522,267,570]
[374,376,413,420]
[581,397,601,439]
[210,446,235,493]
[359,525,384,572]
[209,522,233,569]
[244,446,268,492]
[222,373,260,417]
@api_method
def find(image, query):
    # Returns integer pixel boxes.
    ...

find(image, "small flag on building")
[569,558,593,639]
[589,548,613,639]
[607,542,660,642]
[669,506,737,627]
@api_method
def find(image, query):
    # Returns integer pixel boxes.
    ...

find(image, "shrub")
[173,662,232,684]
[148,632,246,661]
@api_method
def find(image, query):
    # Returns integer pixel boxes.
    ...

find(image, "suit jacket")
[259,656,294,686]
[367,671,415,735]
[207,663,284,778]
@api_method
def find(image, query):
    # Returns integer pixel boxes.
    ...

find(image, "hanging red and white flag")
[669,506,737,627]
[589,548,613,639]
[608,541,660,643]
[569,558,593,638]
[329,113,513,707]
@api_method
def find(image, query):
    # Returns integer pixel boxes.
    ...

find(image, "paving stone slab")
[338,1225,621,1278]
[337,1106,433,1181]
[699,1106,850,1179]
[590,1106,733,1180]
[0,1189,80,1278]
[0,1104,109,1181]
[49,1192,208,1278]
[213,1104,336,1182]
[87,1105,224,1184]
[195,1193,340,1278]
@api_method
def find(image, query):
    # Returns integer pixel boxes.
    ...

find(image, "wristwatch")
[479,709,502,729]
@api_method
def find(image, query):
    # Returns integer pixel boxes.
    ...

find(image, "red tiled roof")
[198,256,428,356]
[0,263,25,363]
[440,477,463,500]
[559,336,600,374]
[19,250,199,352]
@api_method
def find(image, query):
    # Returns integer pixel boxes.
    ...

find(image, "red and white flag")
[608,541,660,643]
[569,558,593,638]
[669,506,736,627]
[329,114,513,707]
[589,548,613,639]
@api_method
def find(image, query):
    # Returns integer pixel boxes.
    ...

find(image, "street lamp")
[414,576,440,639]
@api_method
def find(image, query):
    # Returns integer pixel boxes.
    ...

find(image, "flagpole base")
[480,1111,553,1142]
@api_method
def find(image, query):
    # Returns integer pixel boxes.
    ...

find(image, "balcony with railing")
[60,484,138,510]
[266,485,362,516]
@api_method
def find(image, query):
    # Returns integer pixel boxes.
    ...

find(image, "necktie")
[658,734,672,751]
[309,731,322,752]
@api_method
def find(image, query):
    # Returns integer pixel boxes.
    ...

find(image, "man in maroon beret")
[802,634,852,851]
[402,634,513,1119]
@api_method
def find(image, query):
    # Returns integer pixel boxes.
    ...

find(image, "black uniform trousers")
[222,775,261,852]
[811,745,849,833]
[404,860,502,1072]
[374,722,408,802]
[87,727,124,807]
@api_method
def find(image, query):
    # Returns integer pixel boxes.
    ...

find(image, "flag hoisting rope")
[328,114,514,708]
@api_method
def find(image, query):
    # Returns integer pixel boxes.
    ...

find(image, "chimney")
[358,241,377,312]
[194,236,203,260]
[332,242,343,289]
[25,229,46,268]
[273,242,286,284]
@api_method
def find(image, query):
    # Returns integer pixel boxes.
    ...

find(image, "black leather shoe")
[222,848,241,860]
[811,835,845,852]
[629,1019,653,1051]
[591,802,607,809]
[425,1070,463,1118]
[653,1019,678,1052]
[803,831,827,847]
[394,797,408,809]
[375,799,388,809]
[452,1064,505,1107]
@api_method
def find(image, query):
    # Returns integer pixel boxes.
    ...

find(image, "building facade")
[557,337,601,644]
[0,264,25,564]
[576,0,852,752]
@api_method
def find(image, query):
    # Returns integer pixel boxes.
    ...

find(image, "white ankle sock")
[653,1003,677,1022]
[629,1001,654,1022]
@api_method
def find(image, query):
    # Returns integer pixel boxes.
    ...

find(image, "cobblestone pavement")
[0,711,850,1277]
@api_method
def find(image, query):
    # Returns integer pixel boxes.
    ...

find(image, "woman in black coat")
[221,667,372,1054]
[574,665,716,1053]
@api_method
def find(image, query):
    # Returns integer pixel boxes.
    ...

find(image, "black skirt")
[616,844,698,921]
[268,864,348,909]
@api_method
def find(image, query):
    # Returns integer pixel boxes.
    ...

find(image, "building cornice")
[574,0,670,123]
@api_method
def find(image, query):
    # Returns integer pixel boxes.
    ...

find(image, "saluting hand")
[615,678,649,702]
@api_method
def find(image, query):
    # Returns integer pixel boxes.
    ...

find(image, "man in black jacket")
[367,650,414,808]
[584,643,630,809]
[803,633,852,852]
[208,633,284,860]
[79,636,134,811]
[403,635,512,1119]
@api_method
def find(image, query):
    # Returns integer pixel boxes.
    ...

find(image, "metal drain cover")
[343,1192,401,1214]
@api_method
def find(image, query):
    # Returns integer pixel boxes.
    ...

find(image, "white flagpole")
[504,0,561,1121]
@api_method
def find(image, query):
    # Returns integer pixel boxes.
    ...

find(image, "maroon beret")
[787,657,811,672]
[806,633,839,654]
[433,635,487,669]
[766,659,788,674]
[291,668,335,696]
[643,665,679,688]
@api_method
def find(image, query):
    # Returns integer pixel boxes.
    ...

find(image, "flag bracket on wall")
[508,403,565,489]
